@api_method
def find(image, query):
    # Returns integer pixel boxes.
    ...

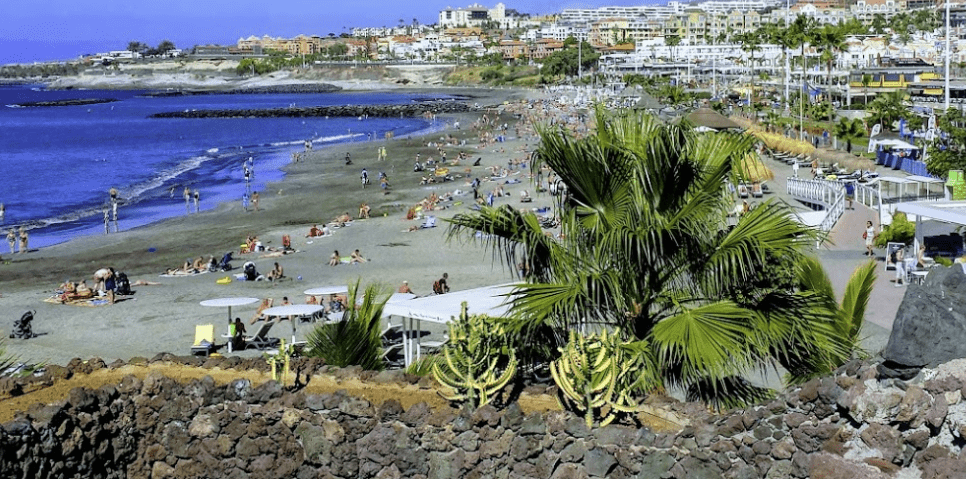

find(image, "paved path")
[759,155,899,356]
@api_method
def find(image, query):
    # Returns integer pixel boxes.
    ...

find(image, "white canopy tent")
[382,284,515,365]
[874,138,920,150]
[897,200,966,261]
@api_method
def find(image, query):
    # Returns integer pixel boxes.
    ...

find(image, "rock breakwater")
[149,101,473,119]
[9,98,118,108]
[142,83,342,97]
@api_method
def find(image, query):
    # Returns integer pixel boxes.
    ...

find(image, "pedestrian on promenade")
[845,182,855,210]
[864,221,876,257]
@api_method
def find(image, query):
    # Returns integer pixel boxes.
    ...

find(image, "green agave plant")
[432,303,517,408]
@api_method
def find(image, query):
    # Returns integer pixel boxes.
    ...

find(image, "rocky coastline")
[141,83,343,97]
[148,101,474,119]
[9,98,119,107]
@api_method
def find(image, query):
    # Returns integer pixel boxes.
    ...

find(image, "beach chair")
[244,321,277,350]
[751,183,764,198]
[737,184,749,199]
[190,324,216,356]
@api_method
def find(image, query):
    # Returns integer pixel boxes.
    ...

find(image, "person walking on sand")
[183,187,191,213]
[252,191,259,212]
[193,190,200,213]
[103,209,110,234]
[361,168,369,188]
[242,193,249,212]
[6,229,15,255]
[0,203,4,223]
[18,227,28,254]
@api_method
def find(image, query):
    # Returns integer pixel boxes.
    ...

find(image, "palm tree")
[867,90,911,131]
[833,117,865,153]
[736,31,763,106]
[815,24,846,121]
[789,15,818,137]
[447,108,864,407]
[861,74,873,107]
[305,281,390,370]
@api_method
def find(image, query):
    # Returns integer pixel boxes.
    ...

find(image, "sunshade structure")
[897,201,966,256]
[261,304,326,344]
[874,138,920,150]
[632,91,662,110]
[199,297,260,325]
[304,285,348,296]
[381,284,515,365]
[739,154,775,183]
[682,108,743,131]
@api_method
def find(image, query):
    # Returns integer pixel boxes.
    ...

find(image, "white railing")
[786,177,844,208]
[854,183,880,209]
[787,177,847,245]
[819,190,846,243]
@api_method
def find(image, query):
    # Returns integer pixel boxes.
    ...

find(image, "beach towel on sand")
[159,270,210,278]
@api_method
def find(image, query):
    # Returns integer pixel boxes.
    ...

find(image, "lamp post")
[946,0,952,111]
[785,0,790,111]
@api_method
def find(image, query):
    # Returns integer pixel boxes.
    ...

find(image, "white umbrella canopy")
[199,297,260,324]
[303,286,348,296]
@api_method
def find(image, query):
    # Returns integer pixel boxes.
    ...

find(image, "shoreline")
[0,85,549,366]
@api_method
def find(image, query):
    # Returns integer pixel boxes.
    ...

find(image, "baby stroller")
[10,311,37,339]
[218,252,234,271]
[115,272,132,296]
[243,261,258,281]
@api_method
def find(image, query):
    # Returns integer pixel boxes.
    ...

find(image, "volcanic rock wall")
[3,357,966,478]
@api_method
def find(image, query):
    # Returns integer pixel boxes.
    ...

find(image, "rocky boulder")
[881,266,966,379]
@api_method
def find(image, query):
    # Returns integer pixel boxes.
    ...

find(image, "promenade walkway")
[759,155,898,355]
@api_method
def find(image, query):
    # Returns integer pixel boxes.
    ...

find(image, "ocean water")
[0,84,444,248]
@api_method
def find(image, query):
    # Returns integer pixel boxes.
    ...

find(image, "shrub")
[305,281,390,370]
[874,212,916,248]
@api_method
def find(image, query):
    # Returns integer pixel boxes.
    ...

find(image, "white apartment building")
[630,39,782,65]
[690,0,783,15]
[438,3,525,29]
[558,3,685,25]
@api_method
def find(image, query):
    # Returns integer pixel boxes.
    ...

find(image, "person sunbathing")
[192,256,206,271]
[71,280,93,299]
[329,250,340,266]
[359,203,371,219]
[305,295,318,305]
[306,225,321,237]
[250,298,274,324]
[350,249,367,264]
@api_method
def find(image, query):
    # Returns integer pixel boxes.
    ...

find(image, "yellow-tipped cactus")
[432,303,517,408]
[550,329,644,428]
[264,339,294,387]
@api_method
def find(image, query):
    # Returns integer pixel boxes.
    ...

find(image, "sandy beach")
[0,86,559,366]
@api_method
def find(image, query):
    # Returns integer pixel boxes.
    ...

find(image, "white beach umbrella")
[199,297,260,324]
